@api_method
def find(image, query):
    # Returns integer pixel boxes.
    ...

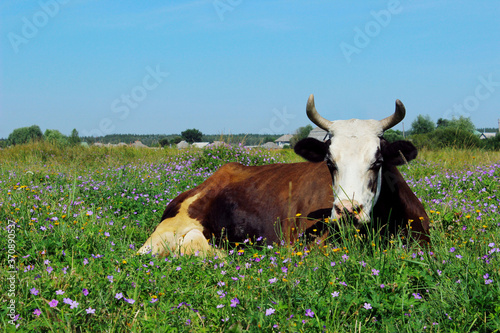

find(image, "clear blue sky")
[1,0,499,138]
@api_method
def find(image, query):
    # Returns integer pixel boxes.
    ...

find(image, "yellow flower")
[295,252,303,256]
[122,260,127,264]
[296,213,302,217]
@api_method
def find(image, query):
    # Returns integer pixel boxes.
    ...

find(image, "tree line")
[0,126,281,148]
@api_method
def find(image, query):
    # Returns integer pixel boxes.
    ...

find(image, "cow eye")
[370,160,382,171]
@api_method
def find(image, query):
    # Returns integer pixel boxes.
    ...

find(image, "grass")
[1,142,499,332]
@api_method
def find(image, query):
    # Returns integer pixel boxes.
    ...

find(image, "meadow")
[1,142,499,332]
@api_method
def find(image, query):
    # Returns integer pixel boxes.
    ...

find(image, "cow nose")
[335,200,363,221]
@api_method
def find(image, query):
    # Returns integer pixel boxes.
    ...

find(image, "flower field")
[1,142,499,332]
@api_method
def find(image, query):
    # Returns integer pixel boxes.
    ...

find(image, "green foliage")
[44,129,69,147]
[383,129,404,143]
[181,128,203,143]
[158,137,170,147]
[411,127,482,150]
[483,133,500,150]
[290,124,313,147]
[69,128,81,146]
[7,125,43,145]
[410,115,435,135]
[438,116,475,133]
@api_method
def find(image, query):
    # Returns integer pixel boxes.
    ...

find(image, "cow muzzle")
[333,200,368,227]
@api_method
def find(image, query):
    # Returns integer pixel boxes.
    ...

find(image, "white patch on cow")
[326,119,383,223]
[137,193,216,257]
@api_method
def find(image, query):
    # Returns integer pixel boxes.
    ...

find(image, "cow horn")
[306,94,333,131]
[379,99,406,131]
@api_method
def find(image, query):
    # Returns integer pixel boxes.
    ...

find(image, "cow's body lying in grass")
[138,95,430,256]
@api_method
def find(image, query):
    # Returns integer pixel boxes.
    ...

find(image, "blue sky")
[1,0,499,138]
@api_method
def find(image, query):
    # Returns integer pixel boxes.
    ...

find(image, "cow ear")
[381,140,418,165]
[294,138,330,162]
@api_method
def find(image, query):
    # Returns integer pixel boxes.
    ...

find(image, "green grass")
[1,143,499,332]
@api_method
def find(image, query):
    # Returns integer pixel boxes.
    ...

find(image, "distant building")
[275,134,293,147]
[177,140,190,149]
[308,127,330,141]
[261,141,281,149]
[131,140,148,148]
[192,142,210,148]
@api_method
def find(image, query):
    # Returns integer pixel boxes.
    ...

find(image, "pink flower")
[48,299,58,308]
[33,308,41,316]
[265,308,275,316]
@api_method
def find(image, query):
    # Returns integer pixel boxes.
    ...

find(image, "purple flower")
[230,298,240,307]
[70,301,79,309]
[371,269,379,276]
[124,298,135,304]
[412,293,422,299]
[268,278,278,284]
[83,258,89,265]
[456,254,462,259]
[30,287,39,296]
[176,266,182,271]
[33,308,41,316]
[150,298,158,303]
[104,232,110,237]
[49,299,58,308]
[46,266,53,274]
[331,291,340,297]
[305,309,315,317]
[86,307,96,314]
[449,247,455,253]
[485,279,493,285]
[107,275,114,283]
[82,288,89,296]
[56,290,64,295]
[363,303,372,310]
[217,304,224,309]
[265,308,275,316]
[63,298,73,305]
[115,293,123,300]
[380,284,385,288]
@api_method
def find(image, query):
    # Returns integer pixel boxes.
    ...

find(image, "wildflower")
[265,308,275,316]
[456,254,462,259]
[33,308,41,316]
[449,247,455,253]
[217,304,224,309]
[70,301,79,309]
[268,277,278,284]
[63,298,73,305]
[359,261,366,267]
[48,299,58,307]
[371,269,379,276]
[150,298,158,303]
[412,293,422,299]
[82,288,89,296]
[176,266,182,271]
[56,290,64,295]
[83,258,89,265]
[305,309,315,317]
[124,298,135,304]
[331,291,340,297]
[107,275,114,283]
[62,266,68,274]
[115,293,123,300]
[380,284,385,288]
[86,307,96,314]
[230,298,240,307]
[30,287,39,296]
[46,266,53,274]
[217,281,225,287]
[363,303,372,310]
[485,279,493,285]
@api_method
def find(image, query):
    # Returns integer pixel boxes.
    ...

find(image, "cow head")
[294,94,417,227]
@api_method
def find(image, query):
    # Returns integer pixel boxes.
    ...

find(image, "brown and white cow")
[138,95,430,256]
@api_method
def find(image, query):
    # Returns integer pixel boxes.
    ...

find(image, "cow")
[138,95,430,256]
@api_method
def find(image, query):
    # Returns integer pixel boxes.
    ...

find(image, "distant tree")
[7,125,43,145]
[290,125,313,147]
[383,129,404,143]
[172,136,183,144]
[410,115,435,135]
[436,116,475,133]
[44,129,69,146]
[159,137,170,147]
[436,118,450,128]
[69,128,81,146]
[448,116,475,133]
[181,129,203,143]
[263,136,277,143]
